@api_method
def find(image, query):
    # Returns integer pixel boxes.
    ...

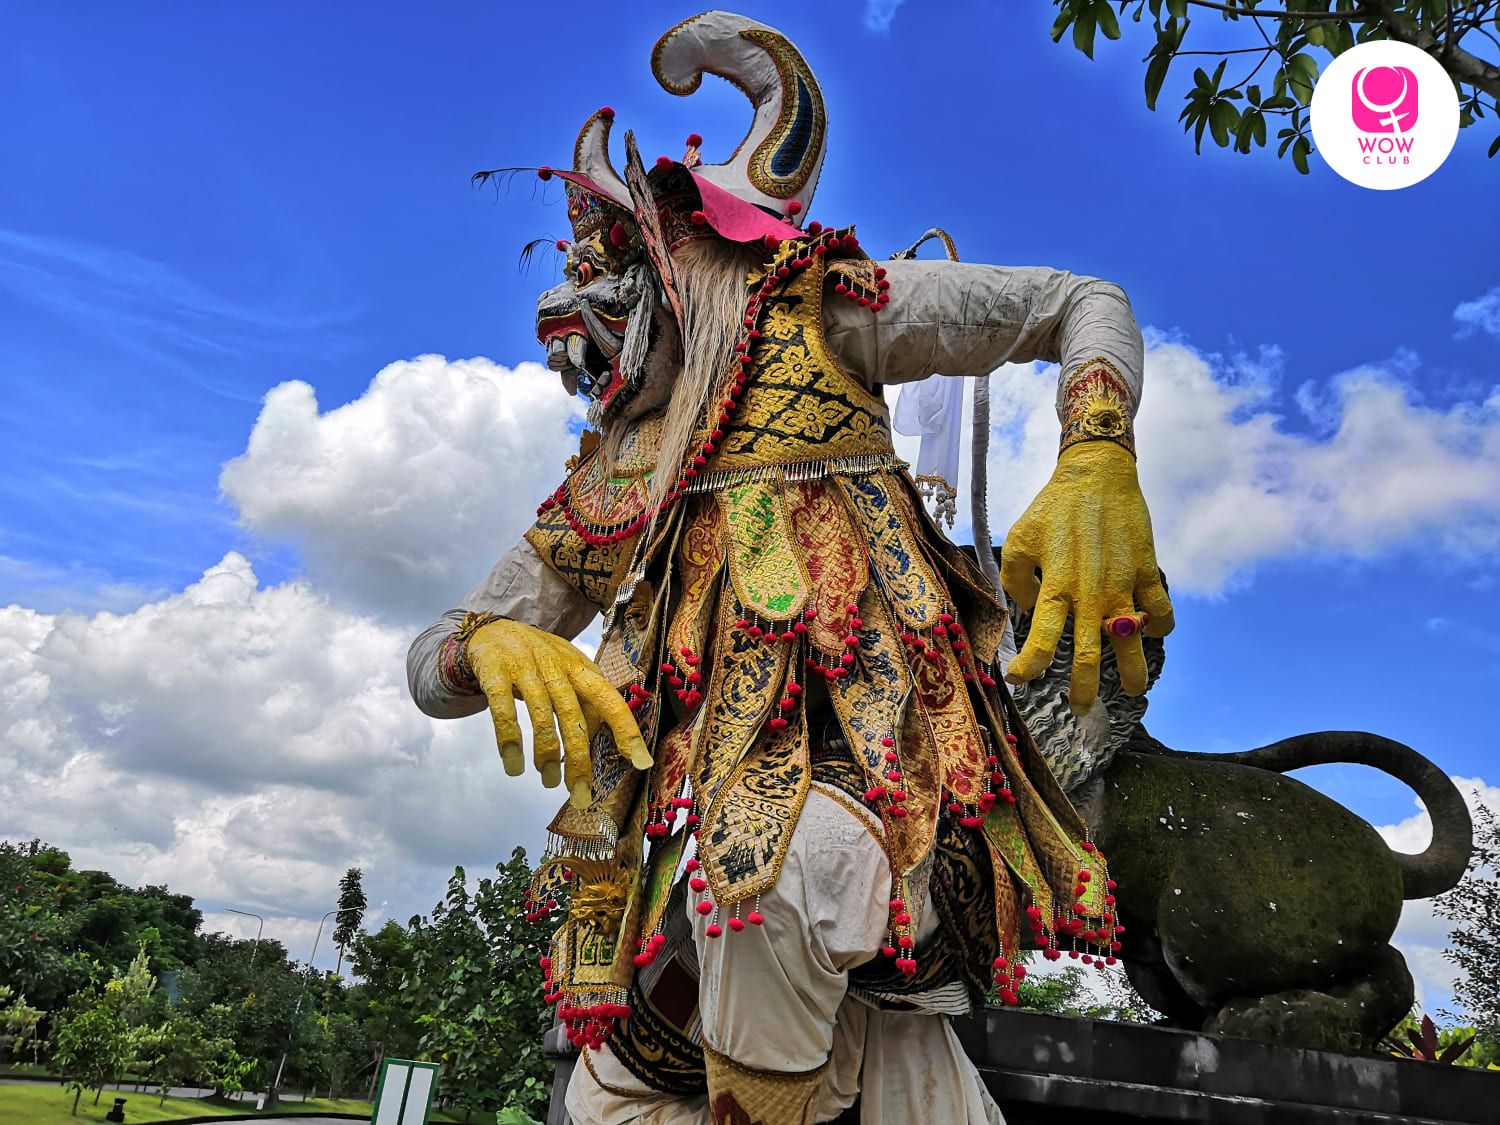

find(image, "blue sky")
[1,1,1497,1007]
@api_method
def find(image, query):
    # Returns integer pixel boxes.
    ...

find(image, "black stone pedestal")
[546,1008,1497,1123]
[963,1008,1493,1124]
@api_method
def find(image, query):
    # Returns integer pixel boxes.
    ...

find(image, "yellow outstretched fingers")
[464,619,652,809]
[1001,441,1174,713]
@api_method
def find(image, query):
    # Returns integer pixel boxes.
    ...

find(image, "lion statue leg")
[1204,943,1414,1053]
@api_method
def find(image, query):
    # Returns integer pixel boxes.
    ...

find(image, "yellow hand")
[463,619,652,809]
[1000,441,1174,712]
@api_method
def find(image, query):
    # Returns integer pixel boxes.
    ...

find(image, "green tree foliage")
[109,942,166,1031]
[403,850,551,1122]
[1437,799,1500,1039]
[349,921,424,1097]
[1013,960,1161,1021]
[53,1000,129,1115]
[0,843,100,1012]
[0,840,202,1013]
[334,868,368,978]
[3,835,557,1114]
[175,934,325,1097]
[0,986,46,1067]
[1049,1,1500,169]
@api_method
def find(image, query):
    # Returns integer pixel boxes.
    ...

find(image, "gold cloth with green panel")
[525,242,1116,1059]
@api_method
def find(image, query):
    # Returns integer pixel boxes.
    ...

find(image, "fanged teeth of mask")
[549,331,613,400]
[566,333,589,373]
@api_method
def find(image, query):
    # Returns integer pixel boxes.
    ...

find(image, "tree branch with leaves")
[1050,0,1500,169]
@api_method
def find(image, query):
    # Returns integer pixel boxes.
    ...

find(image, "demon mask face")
[535,180,681,424]
[518,10,830,425]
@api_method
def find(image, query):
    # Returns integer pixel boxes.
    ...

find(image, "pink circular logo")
[1311,41,1458,190]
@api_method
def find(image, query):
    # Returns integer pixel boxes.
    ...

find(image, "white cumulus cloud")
[0,553,566,934]
[863,0,906,33]
[972,341,1500,595]
[221,356,585,622]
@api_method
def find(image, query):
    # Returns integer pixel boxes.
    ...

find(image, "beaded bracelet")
[437,611,502,694]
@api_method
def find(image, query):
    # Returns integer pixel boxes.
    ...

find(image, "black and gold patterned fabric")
[708,259,893,472]
[530,239,1118,1057]
[607,955,708,1096]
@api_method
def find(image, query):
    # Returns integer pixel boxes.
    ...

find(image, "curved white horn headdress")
[651,10,827,223]
[572,107,632,208]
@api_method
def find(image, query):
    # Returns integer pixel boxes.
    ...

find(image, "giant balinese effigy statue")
[408,11,1472,1123]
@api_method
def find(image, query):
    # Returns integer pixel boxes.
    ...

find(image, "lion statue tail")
[1157,730,1473,900]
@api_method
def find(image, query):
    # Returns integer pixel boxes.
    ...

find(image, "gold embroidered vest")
[523,238,1115,1041]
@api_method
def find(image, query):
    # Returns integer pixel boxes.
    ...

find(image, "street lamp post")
[225,908,265,970]
[266,907,361,1108]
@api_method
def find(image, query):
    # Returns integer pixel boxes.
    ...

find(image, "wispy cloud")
[1454,285,1500,340]
[863,0,905,33]
[0,228,359,399]
[0,555,166,616]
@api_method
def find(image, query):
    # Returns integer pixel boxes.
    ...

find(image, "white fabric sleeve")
[406,539,598,720]
[823,258,1144,418]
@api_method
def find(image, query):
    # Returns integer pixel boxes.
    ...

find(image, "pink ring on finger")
[1104,613,1146,639]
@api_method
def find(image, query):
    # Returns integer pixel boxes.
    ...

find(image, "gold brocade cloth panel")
[530,242,1120,1044]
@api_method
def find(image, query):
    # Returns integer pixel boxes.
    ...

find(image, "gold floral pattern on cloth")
[783,479,869,653]
[839,472,944,631]
[596,578,658,691]
[708,254,894,472]
[667,500,726,665]
[997,693,1112,917]
[525,504,638,610]
[1059,355,1136,457]
[648,718,699,817]
[985,835,1024,968]
[827,590,937,878]
[525,415,664,609]
[692,596,791,812]
[637,830,688,953]
[981,796,1052,936]
[547,721,649,855]
[910,635,989,806]
[826,257,883,303]
[704,1045,825,1125]
[699,705,811,908]
[909,524,1010,669]
[721,479,811,621]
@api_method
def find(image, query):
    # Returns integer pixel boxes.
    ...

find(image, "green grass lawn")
[0,1082,475,1123]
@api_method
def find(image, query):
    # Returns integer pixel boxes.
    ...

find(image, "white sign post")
[370,1058,441,1125]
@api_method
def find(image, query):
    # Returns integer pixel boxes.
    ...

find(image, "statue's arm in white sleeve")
[407,540,598,720]
[826,257,1170,711]
[822,258,1144,417]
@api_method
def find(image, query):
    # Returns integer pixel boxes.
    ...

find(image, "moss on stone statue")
[1095,751,1408,1047]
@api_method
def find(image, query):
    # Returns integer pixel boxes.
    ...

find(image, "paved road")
[0,1078,225,1098]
